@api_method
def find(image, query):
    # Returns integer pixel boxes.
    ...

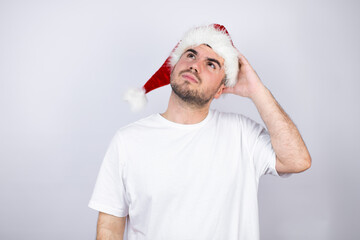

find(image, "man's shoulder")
[211,109,247,122]
[211,109,263,129]
[113,113,162,138]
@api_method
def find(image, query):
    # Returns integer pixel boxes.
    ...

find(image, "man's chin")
[171,86,211,108]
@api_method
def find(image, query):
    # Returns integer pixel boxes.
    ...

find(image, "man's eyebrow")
[184,48,222,69]
[207,58,222,69]
[185,49,198,55]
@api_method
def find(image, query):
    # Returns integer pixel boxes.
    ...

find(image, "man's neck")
[161,92,211,124]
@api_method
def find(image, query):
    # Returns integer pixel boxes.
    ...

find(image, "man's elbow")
[297,153,312,173]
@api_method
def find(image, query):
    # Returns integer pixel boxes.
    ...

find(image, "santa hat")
[124,23,239,112]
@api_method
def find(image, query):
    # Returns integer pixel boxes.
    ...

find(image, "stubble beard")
[170,69,219,108]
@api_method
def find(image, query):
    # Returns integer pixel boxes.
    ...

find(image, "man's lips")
[181,73,199,83]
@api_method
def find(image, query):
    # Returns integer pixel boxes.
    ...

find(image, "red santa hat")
[124,23,239,112]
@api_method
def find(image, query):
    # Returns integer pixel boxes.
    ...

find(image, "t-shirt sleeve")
[88,132,129,217]
[240,115,292,180]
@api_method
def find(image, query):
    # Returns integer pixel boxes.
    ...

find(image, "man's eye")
[208,62,216,69]
[187,53,195,59]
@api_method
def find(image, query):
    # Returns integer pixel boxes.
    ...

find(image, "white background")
[0,0,359,239]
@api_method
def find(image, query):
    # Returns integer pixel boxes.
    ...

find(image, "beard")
[170,69,220,108]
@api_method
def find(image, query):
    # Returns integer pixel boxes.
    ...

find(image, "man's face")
[170,44,226,108]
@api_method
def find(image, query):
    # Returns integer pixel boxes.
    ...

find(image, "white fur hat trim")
[123,88,147,112]
[169,25,239,87]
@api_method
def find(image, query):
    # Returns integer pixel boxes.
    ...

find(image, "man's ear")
[214,84,226,99]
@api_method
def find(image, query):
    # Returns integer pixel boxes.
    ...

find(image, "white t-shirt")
[88,109,290,240]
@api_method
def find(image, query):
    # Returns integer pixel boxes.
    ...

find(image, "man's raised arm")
[222,53,311,174]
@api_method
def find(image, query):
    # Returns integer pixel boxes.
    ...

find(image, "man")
[88,24,311,240]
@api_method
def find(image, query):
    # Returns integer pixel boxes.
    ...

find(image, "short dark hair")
[221,75,227,85]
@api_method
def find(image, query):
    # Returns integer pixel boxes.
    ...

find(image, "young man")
[89,24,311,240]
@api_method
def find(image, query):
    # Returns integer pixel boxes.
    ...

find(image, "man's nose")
[189,66,198,73]
[189,59,201,73]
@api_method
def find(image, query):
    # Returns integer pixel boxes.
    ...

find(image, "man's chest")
[123,130,251,207]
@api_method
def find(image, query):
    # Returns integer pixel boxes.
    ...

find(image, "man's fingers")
[238,54,250,66]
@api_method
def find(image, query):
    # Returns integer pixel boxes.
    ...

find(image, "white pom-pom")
[123,88,147,112]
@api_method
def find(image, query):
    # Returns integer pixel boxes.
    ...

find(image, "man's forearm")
[251,85,311,173]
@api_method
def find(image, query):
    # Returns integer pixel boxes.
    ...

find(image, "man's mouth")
[181,73,199,83]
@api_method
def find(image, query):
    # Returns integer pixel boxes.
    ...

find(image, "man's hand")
[222,53,266,100]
